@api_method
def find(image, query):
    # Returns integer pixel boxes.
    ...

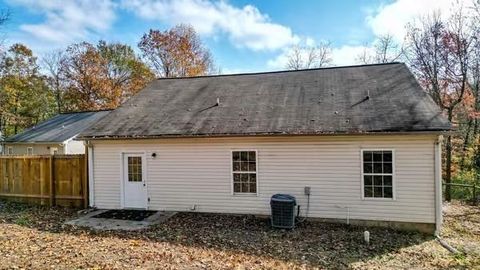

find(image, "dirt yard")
[0,201,478,269]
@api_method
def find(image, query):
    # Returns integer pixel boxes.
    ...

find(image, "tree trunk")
[445,135,453,201]
[460,119,473,170]
[445,109,453,202]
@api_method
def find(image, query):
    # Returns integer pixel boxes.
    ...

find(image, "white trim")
[230,149,258,196]
[119,152,124,208]
[120,152,147,209]
[26,147,33,155]
[63,141,68,154]
[88,145,95,207]
[64,136,84,154]
[434,136,443,235]
[6,141,65,145]
[360,149,396,201]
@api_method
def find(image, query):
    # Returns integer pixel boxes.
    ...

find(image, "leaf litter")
[0,200,478,269]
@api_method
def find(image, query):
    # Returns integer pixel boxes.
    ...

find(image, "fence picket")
[0,155,87,208]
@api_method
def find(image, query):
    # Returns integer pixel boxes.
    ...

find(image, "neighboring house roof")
[6,110,112,143]
[78,63,451,140]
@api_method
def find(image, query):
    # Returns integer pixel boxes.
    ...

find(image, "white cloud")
[266,50,289,69]
[266,38,320,69]
[267,38,371,69]
[331,45,372,66]
[121,0,299,51]
[7,0,116,45]
[271,0,476,68]
[366,0,475,42]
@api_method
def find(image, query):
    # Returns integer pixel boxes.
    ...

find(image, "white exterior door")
[123,153,147,209]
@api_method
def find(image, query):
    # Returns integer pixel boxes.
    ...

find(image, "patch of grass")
[14,215,31,226]
[452,251,473,267]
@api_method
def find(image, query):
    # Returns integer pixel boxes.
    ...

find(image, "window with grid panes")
[127,156,143,182]
[362,150,393,198]
[232,151,257,194]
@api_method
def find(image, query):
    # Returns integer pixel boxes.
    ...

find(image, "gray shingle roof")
[79,63,451,140]
[6,110,111,143]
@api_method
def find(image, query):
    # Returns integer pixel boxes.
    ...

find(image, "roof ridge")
[155,62,404,80]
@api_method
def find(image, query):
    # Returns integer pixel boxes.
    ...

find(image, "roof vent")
[216,97,220,106]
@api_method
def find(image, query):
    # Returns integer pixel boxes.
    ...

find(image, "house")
[78,63,451,233]
[2,110,111,155]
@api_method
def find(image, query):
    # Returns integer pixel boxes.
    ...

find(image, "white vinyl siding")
[2,139,85,156]
[3,144,65,155]
[64,139,86,154]
[91,135,437,224]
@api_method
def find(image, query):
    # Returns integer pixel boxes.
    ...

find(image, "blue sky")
[0,0,465,73]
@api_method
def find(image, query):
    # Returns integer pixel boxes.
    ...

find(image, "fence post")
[473,185,477,205]
[49,156,56,206]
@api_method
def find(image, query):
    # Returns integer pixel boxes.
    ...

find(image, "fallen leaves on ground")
[0,200,478,269]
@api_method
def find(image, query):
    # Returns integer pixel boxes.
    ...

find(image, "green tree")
[0,44,54,137]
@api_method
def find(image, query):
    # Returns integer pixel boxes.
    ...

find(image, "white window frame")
[27,147,33,155]
[230,149,258,196]
[7,146,13,155]
[360,149,396,201]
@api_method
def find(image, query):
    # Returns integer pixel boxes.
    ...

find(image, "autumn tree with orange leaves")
[138,24,214,78]
[59,41,154,111]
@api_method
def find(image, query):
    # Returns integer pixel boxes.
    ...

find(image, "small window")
[362,150,394,199]
[232,150,257,194]
[51,147,58,155]
[127,156,143,182]
[27,147,33,155]
[7,147,13,155]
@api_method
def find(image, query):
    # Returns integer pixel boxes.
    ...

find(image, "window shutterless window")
[232,150,257,194]
[27,147,33,155]
[362,150,394,199]
[127,156,143,182]
[7,147,13,155]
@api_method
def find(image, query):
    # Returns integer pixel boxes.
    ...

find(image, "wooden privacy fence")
[0,155,87,208]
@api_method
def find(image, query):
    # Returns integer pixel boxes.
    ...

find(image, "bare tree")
[42,50,66,113]
[356,34,403,64]
[405,8,475,201]
[0,9,9,46]
[461,0,480,171]
[285,42,332,70]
